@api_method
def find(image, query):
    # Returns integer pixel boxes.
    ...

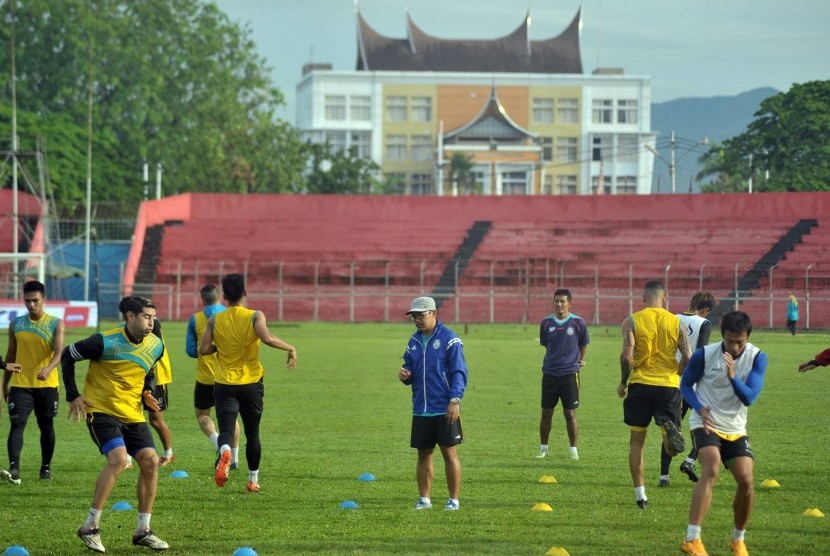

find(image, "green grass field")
[0,321,828,555]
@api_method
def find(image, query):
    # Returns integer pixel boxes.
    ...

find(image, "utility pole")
[670,131,676,194]
[748,153,753,194]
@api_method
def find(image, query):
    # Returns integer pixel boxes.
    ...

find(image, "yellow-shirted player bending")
[62,296,169,553]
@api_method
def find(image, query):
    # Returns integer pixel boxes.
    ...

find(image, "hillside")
[650,87,779,192]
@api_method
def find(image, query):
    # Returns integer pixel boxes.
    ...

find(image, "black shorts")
[194,381,215,410]
[7,387,59,419]
[143,384,169,412]
[541,373,579,410]
[691,428,754,467]
[623,383,682,429]
[214,380,264,417]
[410,415,463,449]
[86,412,155,457]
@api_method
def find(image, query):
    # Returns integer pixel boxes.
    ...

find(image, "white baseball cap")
[406,296,436,314]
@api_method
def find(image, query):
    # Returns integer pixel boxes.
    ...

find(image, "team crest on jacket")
[567,327,575,336]
[432,339,441,350]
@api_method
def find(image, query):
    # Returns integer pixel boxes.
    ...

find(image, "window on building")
[532,98,554,124]
[385,135,407,160]
[592,135,612,162]
[617,100,638,124]
[350,96,371,121]
[325,95,346,121]
[556,175,578,195]
[592,174,610,195]
[326,130,347,153]
[617,135,639,163]
[411,135,433,161]
[350,131,371,159]
[502,171,529,195]
[543,175,553,195]
[411,97,433,122]
[386,96,407,121]
[384,173,406,194]
[592,99,613,124]
[557,98,579,124]
[556,137,578,163]
[540,137,553,162]
[617,176,638,194]
[411,173,433,195]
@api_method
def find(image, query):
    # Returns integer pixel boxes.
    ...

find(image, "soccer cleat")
[214,450,231,487]
[659,478,670,487]
[78,526,106,553]
[413,497,432,510]
[731,540,749,556]
[40,468,52,480]
[132,529,169,550]
[680,460,700,483]
[661,420,685,456]
[230,461,239,471]
[568,449,580,461]
[444,499,459,511]
[246,481,260,493]
[158,454,176,467]
[535,449,548,459]
[681,538,709,555]
[0,468,21,485]
[636,498,648,509]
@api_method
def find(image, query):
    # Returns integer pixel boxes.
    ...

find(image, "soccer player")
[798,348,830,372]
[661,291,716,486]
[679,311,767,556]
[399,296,468,511]
[618,280,691,509]
[535,288,589,461]
[1,280,64,485]
[185,284,240,467]
[199,273,297,493]
[146,319,175,466]
[63,296,169,553]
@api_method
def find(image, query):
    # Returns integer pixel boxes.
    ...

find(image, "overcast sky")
[213,0,829,121]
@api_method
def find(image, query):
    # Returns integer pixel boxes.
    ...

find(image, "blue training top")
[539,313,590,376]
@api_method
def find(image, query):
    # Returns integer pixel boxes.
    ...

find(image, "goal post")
[0,252,45,295]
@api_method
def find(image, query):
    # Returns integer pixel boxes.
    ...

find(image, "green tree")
[0,0,304,216]
[698,81,830,192]
[304,141,380,194]
[449,152,481,194]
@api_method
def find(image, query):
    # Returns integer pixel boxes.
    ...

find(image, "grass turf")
[0,321,828,555]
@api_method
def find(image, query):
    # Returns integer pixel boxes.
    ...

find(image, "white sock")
[248,469,259,483]
[449,498,459,506]
[732,528,745,542]
[569,446,578,455]
[163,449,173,458]
[209,432,219,449]
[84,508,102,529]
[135,513,151,535]
[219,444,231,456]
[232,447,240,463]
[419,496,431,504]
[634,485,646,501]
[686,524,701,542]
[540,444,548,452]
[685,457,696,465]
[660,474,670,481]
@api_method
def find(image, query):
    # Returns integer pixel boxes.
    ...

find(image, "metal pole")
[699,263,705,291]
[454,260,460,324]
[768,264,777,328]
[734,262,740,311]
[628,263,634,316]
[349,261,355,323]
[313,261,319,322]
[593,263,600,325]
[278,262,283,322]
[384,261,390,322]
[489,260,496,323]
[670,131,676,194]
[664,262,672,311]
[806,263,814,330]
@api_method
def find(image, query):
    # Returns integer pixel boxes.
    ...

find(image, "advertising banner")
[0,300,98,328]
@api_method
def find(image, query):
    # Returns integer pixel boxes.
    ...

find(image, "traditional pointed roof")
[355,6,582,73]
[444,87,537,143]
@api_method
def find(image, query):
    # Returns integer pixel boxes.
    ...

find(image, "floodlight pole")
[10,0,19,297]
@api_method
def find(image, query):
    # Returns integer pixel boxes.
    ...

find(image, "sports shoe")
[661,420,685,456]
[413,497,432,510]
[731,540,749,556]
[568,449,579,461]
[132,529,169,550]
[124,457,133,470]
[230,461,239,471]
[246,481,260,493]
[214,450,231,487]
[0,468,21,485]
[40,468,52,480]
[681,538,709,555]
[535,449,548,459]
[158,454,175,467]
[659,477,670,487]
[680,460,700,483]
[636,498,648,509]
[77,526,106,553]
[444,499,459,511]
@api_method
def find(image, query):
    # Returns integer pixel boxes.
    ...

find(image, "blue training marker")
[358,472,376,481]
[112,501,133,511]
[232,547,257,556]
[170,470,189,478]
[3,545,30,556]
[340,500,359,509]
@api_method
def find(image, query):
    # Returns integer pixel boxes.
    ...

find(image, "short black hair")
[23,280,45,295]
[200,284,220,305]
[221,273,246,303]
[553,289,572,302]
[118,296,156,318]
[721,311,752,337]
[691,291,715,312]
[644,280,665,297]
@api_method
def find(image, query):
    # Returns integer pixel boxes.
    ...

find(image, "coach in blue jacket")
[399,296,468,511]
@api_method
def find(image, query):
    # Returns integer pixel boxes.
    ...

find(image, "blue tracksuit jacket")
[402,320,468,414]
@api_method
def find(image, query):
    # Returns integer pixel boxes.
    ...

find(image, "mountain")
[650,87,779,193]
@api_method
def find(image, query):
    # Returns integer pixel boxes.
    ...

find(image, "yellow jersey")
[193,311,220,385]
[629,307,681,387]
[213,306,263,385]
[9,314,60,389]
